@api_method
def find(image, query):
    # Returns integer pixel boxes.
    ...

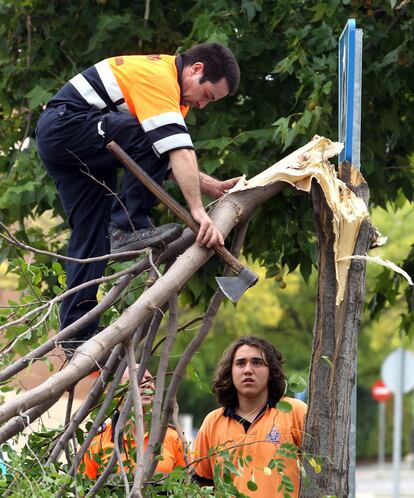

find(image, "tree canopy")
[1,0,413,293]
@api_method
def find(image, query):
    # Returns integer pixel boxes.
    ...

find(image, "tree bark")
[301,163,372,497]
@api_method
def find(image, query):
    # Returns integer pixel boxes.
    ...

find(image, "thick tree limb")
[0,391,64,443]
[0,234,190,383]
[0,186,279,424]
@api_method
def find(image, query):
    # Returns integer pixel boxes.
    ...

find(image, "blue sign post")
[338,19,363,169]
[338,19,363,498]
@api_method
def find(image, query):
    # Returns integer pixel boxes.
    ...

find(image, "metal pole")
[392,348,404,498]
[411,390,414,469]
[349,365,357,497]
[378,401,386,470]
[339,21,363,497]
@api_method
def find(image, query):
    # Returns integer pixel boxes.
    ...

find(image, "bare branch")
[81,310,164,495]
[63,387,75,467]
[0,221,146,263]
[144,294,179,479]
[66,353,129,470]
[172,397,191,469]
[151,314,204,354]
[0,255,151,337]
[126,341,144,498]
[0,256,151,382]
[157,221,250,454]
[47,344,124,465]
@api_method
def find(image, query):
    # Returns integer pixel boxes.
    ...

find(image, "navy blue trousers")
[36,105,169,337]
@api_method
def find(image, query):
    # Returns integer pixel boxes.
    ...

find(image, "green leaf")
[25,85,53,110]
[247,479,258,491]
[57,273,66,286]
[223,460,242,477]
[186,364,212,394]
[308,456,322,474]
[52,262,64,275]
[309,3,328,23]
[288,373,307,393]
[201,158,221,175]
[276,400,293,413]
[195,137,232,151]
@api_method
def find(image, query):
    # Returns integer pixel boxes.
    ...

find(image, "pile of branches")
[0,203,251,496]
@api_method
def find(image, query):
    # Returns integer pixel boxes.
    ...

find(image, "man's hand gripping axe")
[107,141,258,303]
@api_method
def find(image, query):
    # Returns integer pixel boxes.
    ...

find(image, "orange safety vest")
[60,54,191,157]
[193,397,307,498]
[82,421,186,479]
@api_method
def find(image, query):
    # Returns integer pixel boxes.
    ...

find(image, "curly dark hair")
[181,42,240,95]
[213,336,287,408]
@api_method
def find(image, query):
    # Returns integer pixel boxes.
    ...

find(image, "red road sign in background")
[371,379,392,402]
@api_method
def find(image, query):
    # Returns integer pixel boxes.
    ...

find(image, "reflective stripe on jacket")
[53,54,192,156]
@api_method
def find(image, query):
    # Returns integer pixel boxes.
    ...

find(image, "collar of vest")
[175,54,185,105]
[223,394,278,418]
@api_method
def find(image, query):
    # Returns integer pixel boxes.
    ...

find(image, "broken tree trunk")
[300,162,373,497]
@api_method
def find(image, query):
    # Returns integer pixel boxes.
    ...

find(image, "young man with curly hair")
[192,336,307,497]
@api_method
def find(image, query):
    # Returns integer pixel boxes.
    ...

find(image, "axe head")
[216,267,259,303]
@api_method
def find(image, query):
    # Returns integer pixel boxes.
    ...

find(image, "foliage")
[1,0,414,493]
[0,425,312,497]
[1,0,413,349]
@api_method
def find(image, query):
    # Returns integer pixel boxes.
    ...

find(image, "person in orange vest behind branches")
[192,336,307,498]
[82,367,185,479]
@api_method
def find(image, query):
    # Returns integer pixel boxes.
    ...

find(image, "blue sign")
[338,19,363,169]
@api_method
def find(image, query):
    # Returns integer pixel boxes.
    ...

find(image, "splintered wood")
[228,135,369,305]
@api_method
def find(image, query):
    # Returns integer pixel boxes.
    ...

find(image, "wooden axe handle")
[107,141,244,273]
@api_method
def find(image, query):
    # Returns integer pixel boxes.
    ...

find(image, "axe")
[107,141,258,303]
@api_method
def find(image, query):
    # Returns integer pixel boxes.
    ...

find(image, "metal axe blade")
[216,267,259,303]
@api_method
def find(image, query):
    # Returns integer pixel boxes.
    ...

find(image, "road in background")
[356,460,414,497]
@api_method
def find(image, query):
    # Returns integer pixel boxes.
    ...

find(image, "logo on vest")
[266,426,281,443]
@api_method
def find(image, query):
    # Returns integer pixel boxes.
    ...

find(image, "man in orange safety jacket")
[82,368,186,479]
[35,43,240,356]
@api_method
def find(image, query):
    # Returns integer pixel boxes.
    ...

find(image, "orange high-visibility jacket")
[82,421,186,479]
[55,54,191,157]
[193,397,307,498]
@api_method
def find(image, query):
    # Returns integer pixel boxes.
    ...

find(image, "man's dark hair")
[181,43,240,95]
[213,336,287,408]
